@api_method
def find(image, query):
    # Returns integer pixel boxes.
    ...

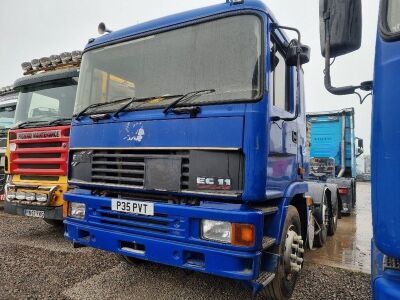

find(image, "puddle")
[307,182,372,274]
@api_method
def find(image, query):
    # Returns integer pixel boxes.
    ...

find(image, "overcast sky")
[0,0,378,154]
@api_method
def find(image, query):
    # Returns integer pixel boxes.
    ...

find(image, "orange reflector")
[306,196,313,207]
[63,202,68,218]
[232,223,255,247]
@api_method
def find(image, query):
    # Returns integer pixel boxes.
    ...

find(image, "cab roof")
[85,0,277,51]
[13,67,79,90]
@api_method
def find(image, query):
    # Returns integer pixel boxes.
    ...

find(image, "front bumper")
[64,192,265,281]
[372,239,400,299]
[4,201,63,220]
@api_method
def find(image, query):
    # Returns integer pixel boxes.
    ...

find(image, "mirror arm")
[324,36,362,95]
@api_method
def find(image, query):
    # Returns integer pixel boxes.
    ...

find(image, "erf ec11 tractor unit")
[0,86,18,204]
[307,108,364,214]
[318,0,400,298]
[4,51,81,225]
[64,1,339,298]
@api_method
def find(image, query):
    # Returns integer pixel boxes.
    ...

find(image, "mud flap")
[307,210,315,249]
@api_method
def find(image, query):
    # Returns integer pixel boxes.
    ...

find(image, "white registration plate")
[0,156,5,167]
[111,199,154,216]
[24,209,45,218]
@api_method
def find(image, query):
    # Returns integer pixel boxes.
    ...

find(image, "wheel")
[314,193,328,247]
[328,196,338,236]
[352,180,357,208]
[260,205,304,300]
[119,255,143,266]
[44,219,63,227]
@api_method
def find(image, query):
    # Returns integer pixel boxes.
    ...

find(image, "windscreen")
[75,15,262,114]
[0,93,17,129]
[386,0,400,33]
[15,79,77,126]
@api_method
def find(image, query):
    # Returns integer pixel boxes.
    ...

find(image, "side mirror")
[286,39,311,66]
[319,0,368,96]
[356,137,364,157]
[319,0,362,58]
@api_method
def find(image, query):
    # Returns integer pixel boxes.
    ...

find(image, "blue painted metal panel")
[70,114,244,149]
[372,34,400,259]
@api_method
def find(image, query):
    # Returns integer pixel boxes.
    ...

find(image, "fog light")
[25,192,36,201]
[68,202,86,219]
[7,190,16,201]
[36,193,48,202]
[201,220,231,243]
[16,191,26,200]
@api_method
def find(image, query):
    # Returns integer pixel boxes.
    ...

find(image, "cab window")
[270,43,290,112]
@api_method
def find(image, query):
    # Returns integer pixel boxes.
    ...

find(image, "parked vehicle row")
[1,1,361,299]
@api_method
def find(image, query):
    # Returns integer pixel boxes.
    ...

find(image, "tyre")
[260,205,303,300]
[44,219,63,227]
[327,196,338,236]
[352,180,357,208]
[314,193,328,247]
[119,255,143,266]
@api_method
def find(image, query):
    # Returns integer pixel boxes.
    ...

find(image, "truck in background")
[0,86,18,205]
[4,51,81,225]
[64,1,340,298]
[318,0,400,298]
[307,108,364,214]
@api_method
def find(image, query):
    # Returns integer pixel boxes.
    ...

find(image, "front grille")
[91,150,190,190]
[90,205,185,237]
[9,126,70,175]
[384,256,400,271]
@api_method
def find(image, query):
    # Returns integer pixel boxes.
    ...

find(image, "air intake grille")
[91,150,190,190]
[384,256,400,271]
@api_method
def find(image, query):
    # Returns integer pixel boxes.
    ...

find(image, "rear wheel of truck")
[327,196,338,236]
[314,193,328,247]
[352,180,357,208]
[261,205,304,300]
[44,219,63,227]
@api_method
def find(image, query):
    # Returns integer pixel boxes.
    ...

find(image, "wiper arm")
[112,94,183,118]
[163,89,215,114]
[75,97,133,120]
[47,118,71,126]
[15,120,47,129]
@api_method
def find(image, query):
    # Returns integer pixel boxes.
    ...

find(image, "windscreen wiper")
[15,120,47,129]
[47,118,71,126]
[75,97,133,120]
[163,89,215,115]
[112,94,183,118]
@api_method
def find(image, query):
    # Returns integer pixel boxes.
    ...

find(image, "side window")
[270,43,290,111]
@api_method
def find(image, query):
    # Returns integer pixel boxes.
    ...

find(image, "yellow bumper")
[6,175,68,215]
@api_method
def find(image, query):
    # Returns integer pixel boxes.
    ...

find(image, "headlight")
[201,220,231,243]
[68,202,86,219]
[6,190,16,201]
[25,192,36,201]
[16,191,26,200]
[201,219,255,247]
[36,193,48,202]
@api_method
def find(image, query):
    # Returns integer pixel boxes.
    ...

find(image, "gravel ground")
[0,209,371,300]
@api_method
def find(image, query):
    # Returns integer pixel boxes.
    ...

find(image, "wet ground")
[307,182,372,274]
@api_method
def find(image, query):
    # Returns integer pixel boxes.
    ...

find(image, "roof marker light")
[71,50,82,62]
[31,58,41,70]
[40,57,51,67]
[60,52,72,64]
[49,54,61,66]
[226,0,244,4]
[21,62,33,72]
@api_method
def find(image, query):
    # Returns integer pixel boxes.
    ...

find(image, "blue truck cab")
[307,108,364,214]
[319,0,400,298]
[65,1,338,298]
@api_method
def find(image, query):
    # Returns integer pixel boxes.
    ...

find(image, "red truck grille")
[9,126,70,176]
